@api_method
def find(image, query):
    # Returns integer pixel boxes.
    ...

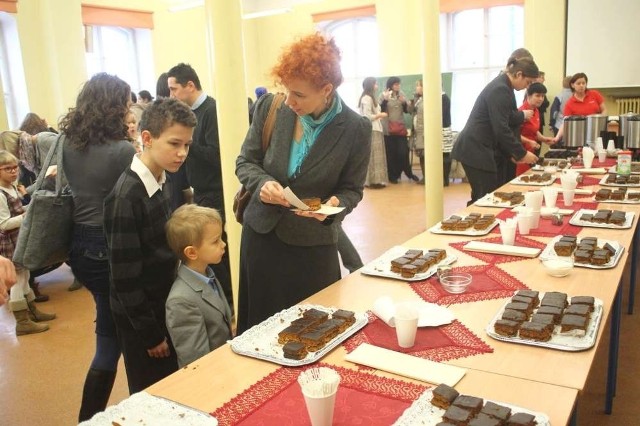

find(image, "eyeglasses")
[0,166,18,173]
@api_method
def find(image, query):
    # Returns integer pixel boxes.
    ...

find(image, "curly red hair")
[271,33,343,90]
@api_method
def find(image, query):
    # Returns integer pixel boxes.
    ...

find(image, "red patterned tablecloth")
[212,363,428,426]
[450,235,547,264]
[410,264,528,305]
[343,313,493,362]
[489,201,598,237]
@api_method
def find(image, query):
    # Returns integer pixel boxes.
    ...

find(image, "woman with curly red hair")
[235,33,372,333]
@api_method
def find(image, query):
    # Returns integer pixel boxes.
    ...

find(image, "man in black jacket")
[167,63,233,311]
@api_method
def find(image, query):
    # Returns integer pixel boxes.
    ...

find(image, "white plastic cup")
[524,191,543,210]
[302,389,338,426]
[529,210,541,229]
[598,150,607,163]
[542,187,558,208]
[394,303,419,348]
[517,212,531,235]
[500,221,517,245]
[563,189,575,207]
[583,155,594,169]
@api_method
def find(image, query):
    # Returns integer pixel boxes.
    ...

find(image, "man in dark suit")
[167,63,233,311]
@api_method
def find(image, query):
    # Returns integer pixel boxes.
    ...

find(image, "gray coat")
[236,93,372,246]
[165,265,232,368]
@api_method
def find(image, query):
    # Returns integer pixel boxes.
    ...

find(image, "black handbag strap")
[33,134,66,196]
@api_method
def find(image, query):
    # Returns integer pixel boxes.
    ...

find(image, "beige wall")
[1,0,573,126]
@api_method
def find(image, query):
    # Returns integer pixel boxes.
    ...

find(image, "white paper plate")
[568,209,635,229]
[79,392,218,426]
[474,193,525,208]
[360,246,457,282]
[393,388,550,426]
[538,235,624,269]
[428,219,498,236]
[229,304,367,366]
[510,175,555,186]
[372,296,455,328]
[485,292,603,352]
[599,174,640,188]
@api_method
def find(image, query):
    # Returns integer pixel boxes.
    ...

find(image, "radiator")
[616,97,640,114]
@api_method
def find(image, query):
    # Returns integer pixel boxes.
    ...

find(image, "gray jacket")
[236,93,371,246]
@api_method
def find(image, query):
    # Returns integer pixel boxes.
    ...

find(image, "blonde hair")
[166,204,222,262]
[0,150,19,167]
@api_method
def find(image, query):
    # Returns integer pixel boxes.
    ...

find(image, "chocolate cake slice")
[282,341,308,360]
[480,401,512,423]
[507,412,537,425]
[452,395,483,414]
[494,319,520,337]
[431,383,460,409]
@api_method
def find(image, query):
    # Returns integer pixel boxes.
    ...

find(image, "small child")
[0,150,55,335]
[104,98,197,394]
[165,204,232,367]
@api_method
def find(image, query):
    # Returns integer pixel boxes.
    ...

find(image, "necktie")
[207,277,219,296]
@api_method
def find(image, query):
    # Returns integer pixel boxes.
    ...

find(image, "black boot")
[78,368,117,422]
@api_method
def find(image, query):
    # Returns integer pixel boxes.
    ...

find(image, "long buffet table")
[146,167,638,426]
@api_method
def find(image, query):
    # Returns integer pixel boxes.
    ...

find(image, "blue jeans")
[69,224,120,371]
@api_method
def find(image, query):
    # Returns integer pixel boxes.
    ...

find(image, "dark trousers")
[417,151,452,186]
[384,135,413,181]
[112,310,178,394]
[496,155,516,187]
[461,163,499,206]
[194,190,234,313]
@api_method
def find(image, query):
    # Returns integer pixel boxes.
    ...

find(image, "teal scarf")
[288,93,343,178]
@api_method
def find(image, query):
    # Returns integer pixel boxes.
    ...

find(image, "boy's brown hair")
[166,204,222,262]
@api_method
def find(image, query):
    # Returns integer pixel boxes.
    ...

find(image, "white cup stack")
[298,367,341,426]
[560,170,579,191]
[524,191,543,229]
[500,218,517,245]
[594,137,604,154]
[582,146,595,169]
[598,150,607,163]
[542,187,558,208]
[517,208,532,235]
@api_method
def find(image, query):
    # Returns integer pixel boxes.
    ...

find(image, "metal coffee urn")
[626,115,640,149]
[563,115,586,147]
[586,114,608,146]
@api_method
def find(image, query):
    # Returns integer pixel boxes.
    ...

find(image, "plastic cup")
[517,212,531,235]
[529,210,541,229]
[563,189,575,207]
[302,389,337,426]
[394,302,419,348]
[598,150,607,163]
[542,188,558,208]
[500,221,516,245]
[524,191,543,210]
[583,156,594,169]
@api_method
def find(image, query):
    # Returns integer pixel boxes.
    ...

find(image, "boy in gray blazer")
[165,204,233,367]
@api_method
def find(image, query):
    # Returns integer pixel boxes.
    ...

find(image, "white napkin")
[463,241,541,258]
[372,296,455,328]
[345,343,467,387]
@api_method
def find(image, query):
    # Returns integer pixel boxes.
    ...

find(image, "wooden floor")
[1,172,639,425]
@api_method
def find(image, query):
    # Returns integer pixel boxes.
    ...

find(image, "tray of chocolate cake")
[485,291,603,351]
[510,172,556,186]
[568,209,635,229]
[474,191,525,208]
[360,246,457,282]
[393,383,550,426]
[540,235,625,269]
[592,188,640,204]
[429,212,499,236]
[229,304,367,366]
[599,173,640,187]
[608,163,640,175]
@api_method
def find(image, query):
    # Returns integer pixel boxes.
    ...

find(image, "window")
[85,25,155,94]
[0,11,29,129]
[320,17,380,112]
[441,5,524,130]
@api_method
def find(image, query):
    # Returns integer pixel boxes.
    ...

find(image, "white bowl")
[439,272,472,294]
[541,258,574,277]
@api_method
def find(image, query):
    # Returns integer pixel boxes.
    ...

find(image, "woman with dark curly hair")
[60,73,136,421]
[235,33,372,333]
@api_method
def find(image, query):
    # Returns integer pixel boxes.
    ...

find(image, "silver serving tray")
[474,193,525,209]
[510,175,555,186]
[429,219,498,236]
[393,388,550,426]
[360,245,457,282]
[568,208,635,229]
[229,304,367,366]
[599,174,640,187]
[539,235,624,269]
[485,293,603,351]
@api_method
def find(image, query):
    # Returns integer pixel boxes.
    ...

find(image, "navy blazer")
[452,73,527,173]
[236,93,372,246]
